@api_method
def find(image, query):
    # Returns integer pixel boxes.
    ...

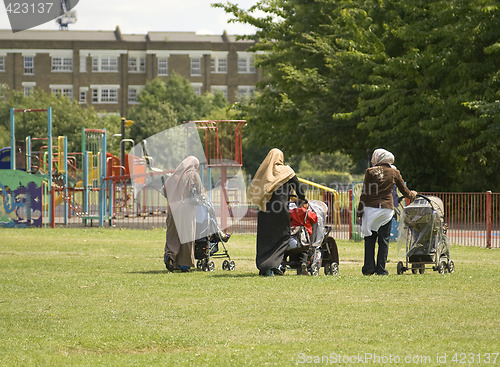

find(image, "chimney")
[115,26,122,41]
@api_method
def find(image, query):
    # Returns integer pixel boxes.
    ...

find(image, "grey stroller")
[282,200,339,276]
[396,195,455,274]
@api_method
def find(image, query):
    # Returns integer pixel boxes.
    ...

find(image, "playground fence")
[6,173,498,248]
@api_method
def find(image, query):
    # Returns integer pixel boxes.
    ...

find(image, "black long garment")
[256,175,306,272]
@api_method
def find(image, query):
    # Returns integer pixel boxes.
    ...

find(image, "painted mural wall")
[0,170,45,228]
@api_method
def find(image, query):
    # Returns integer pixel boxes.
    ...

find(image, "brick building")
[0,27,261,115]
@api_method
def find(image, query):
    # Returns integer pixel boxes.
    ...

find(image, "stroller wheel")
[330,262,339,276]
[447,260,455,274]
[196,260,203,270]
[222,260,229,270]
[228,260,235,271]
[310,263,320,276]
[202,260,215,272]
[437,261,448,274]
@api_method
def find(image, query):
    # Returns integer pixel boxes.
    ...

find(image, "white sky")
[0,0,259,35]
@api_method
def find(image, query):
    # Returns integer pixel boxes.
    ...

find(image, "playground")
[0,108,250,232]
[0,228,498,366]
[0,107,499,366]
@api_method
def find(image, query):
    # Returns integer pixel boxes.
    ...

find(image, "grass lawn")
[0,228,499,366]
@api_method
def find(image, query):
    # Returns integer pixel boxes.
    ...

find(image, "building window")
[50,85,73,99]
[22,82,35,96]
[91,86,119,103]
[92,56,118,72]
[210,85,228,99]
[190,57,201,76]
[237,86,256,100]
[51,56,73,72]
[24,56,34,75]
[128,86,143,104]
[191,83,202,96]
[79,88,88,103]
[238,55,256,73]
[24,86,34,96]
[0,57,5,72]
[128,57,145,73]
[158,57,168,76]
[211,56,227,73]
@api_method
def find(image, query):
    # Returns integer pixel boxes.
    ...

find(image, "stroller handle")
[397,194,432,205]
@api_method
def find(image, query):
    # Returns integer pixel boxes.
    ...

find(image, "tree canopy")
[0,85,120,155]
[216,0,500,191]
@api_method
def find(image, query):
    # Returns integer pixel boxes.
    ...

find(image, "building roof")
[0,29,119,41]
[0,27,253,43]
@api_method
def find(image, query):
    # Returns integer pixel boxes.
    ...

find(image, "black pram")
[397,195,455,274]
[282,200,339,276]
[194,194,234,272]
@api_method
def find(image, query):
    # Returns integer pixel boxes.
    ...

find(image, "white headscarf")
[371,148,395,166]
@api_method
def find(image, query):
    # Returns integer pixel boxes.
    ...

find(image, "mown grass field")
[0,228,499,366]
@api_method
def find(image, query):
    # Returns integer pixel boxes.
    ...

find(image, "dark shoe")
[178,265,190,273]
[259,269,274,277]
[362,266,375,276]
[376,270,389,276]
[164,254,174,272]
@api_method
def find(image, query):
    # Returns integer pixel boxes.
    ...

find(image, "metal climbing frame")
[81,128,108,226]
[190,120,246,230]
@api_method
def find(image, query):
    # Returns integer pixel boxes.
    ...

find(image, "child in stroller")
[193,194,234,272]
[282,198,339,276]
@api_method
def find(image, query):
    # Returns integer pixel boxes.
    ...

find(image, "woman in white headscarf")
[357,148,417,275]
[248,148,307,276]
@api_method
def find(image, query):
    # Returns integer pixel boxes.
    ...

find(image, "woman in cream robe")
[163,156,203,272]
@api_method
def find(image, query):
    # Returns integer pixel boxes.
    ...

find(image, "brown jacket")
[357,163,416,216]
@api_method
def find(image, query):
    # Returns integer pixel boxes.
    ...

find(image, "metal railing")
[47,177,499,248]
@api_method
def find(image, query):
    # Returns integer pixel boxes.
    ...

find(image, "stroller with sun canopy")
[396,195,454,274]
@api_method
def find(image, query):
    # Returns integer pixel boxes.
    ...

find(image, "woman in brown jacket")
[357,149,417,275]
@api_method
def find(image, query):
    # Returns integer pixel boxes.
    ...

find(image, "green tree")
[216,0,500,191]
[0,86,119,155]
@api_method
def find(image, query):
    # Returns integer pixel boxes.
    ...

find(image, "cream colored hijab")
[371,148,395,166]
[248,148,295,211]
[164,156,200,202]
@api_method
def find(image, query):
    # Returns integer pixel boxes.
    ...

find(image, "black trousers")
[362,220,392,275]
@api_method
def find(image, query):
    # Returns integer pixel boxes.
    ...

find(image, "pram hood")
[397,195,449,258]
[306,200,328,246]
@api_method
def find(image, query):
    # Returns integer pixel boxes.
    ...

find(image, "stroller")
[282,200,339,276]
[396,194,455,274]
[193,194,234,272]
